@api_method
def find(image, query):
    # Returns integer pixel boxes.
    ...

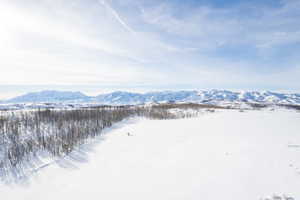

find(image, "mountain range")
[2,90,300,105]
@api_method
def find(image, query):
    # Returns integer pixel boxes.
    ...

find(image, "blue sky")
[0,0,300,98]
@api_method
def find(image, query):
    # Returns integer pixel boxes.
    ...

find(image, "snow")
[1,109,300,200]
[2,89,300,106]
[8,90,89,103]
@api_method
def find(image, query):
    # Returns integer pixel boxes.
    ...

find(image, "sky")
[0,0,300,98]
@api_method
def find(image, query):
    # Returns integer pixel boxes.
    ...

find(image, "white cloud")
[140,0,300,50]
[0,0,299,92]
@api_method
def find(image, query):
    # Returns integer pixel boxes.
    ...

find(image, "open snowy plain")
[1,109,299,200]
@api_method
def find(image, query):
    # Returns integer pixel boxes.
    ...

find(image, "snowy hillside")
[7,90,91,103]
[1,109,299,200]
[2,90,300,106]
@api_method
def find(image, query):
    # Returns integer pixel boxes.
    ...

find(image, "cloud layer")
[0,0,299,91]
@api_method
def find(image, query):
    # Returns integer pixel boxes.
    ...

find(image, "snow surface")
[1,109,300,200]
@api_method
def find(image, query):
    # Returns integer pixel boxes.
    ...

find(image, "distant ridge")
[3,89,300,105]
[7,90,90,103]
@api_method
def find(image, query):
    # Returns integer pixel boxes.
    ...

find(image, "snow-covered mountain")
[95,90,300,105]
[3,89,300,105]
[95,91,197,105]
[7,90,90,103]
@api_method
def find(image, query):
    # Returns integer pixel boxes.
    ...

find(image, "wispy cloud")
[140,0,300,50]
[99,0,136,35]
[0,0,300,92]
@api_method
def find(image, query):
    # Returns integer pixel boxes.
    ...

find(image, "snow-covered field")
[1,109,299,200]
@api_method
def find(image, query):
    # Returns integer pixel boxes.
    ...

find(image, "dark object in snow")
[260,195,295,200]
[287,144,300,148]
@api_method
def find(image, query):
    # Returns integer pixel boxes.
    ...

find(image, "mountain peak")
[3,89,300,105]
[8,90,89,103]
